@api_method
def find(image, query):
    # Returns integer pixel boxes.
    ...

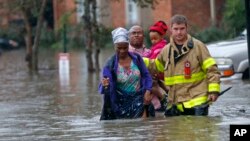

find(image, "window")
[76,0,84,23]
[126,0,140,26]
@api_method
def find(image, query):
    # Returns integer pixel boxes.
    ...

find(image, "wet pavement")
[0,48,250,141]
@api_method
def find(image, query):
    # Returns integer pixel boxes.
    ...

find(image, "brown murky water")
[0,48,250,141]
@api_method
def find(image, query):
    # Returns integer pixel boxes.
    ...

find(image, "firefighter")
[143,14,221,116]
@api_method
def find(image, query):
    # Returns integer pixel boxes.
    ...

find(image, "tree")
[222,0,246,38]
[82,0,95,72]
[32,0,47,72]
[6,0,47,73]
[82,0,101,72]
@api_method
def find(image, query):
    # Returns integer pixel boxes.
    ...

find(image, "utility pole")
[245,0,250,80]
[210,0,216,26]
[63,24,67,53]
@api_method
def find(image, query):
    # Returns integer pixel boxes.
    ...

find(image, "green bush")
[193,26,226,43]
[222,0,246,39]
[0,24,25,46]
[40,27,56,47]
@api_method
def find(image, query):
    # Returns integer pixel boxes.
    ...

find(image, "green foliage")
[58,11,73,30]
[193,26,226,43]
[40,27,56,47]
[222,0,246,38]
[93,25,113,48]
[50,41,62,50]
[46,23,113,50]
[66,23,85,49]
[191,0,246,43]
[0,23,25,46]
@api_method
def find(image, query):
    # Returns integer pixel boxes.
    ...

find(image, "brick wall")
[51,0,225,32]
[151,0,172,25]
[171,0,225,30]
[98,0,112,28]
[140,6,153,29]
[110,0,126,28]
[53,0,76,30]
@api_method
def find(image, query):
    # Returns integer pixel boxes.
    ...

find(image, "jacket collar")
[170,34,192,54]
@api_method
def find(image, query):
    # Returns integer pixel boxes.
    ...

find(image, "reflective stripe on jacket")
[144,34,221,106]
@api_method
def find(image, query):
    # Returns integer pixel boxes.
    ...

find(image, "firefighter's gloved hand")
[208,93,219,102]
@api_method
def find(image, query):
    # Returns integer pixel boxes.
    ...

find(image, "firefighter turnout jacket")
[144,34,221,110]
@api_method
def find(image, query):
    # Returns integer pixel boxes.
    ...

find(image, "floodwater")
[0,48,250,141]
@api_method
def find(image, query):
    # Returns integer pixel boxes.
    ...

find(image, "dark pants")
[181,104,209,116]
[165,103,209,116]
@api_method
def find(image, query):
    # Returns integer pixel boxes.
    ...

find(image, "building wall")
[110,0,126,28]
[0,0,225,31]
[151,0,172,25]
[50,0,225,32]
[103,0,225,31]
[53,0,76,29]
[0,0,25,29]
[0,10,8,28]
[172,0,210,30]
[98,0,112,27]
[172,0,225,30]
[139,6,153,29]
[215,0,226,27]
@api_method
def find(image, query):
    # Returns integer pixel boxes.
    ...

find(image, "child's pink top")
[148,39,167,59]
[148,39,167,80]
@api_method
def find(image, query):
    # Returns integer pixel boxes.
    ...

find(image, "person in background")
[128,25,163,111]
[144,14,221,116]
[128,25,151,57]
[99,27,155,120]
[147,21,169,111]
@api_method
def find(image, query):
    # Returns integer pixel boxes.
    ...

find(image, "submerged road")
[0,49,249,141]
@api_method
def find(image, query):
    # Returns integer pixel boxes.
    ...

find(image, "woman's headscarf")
[111,27,129,44]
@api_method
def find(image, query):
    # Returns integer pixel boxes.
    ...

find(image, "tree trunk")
[32,0,47,72]
[19,0,47,72]
[92,0,100,71]
[24,23,33,71]
[83,0,95,72]
[19,0,33,72]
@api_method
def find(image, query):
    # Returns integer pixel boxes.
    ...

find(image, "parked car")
[0,38,19,55]
[207,29,249,80]
[0,38,19,50]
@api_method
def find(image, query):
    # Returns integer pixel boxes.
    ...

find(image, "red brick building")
[0,0,24,28]
[53,0,77,29]
[1,0,225,31]
[52,0,224,30]
[96,0,225,30]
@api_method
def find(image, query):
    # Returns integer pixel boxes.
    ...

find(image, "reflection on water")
[0,48,249,140]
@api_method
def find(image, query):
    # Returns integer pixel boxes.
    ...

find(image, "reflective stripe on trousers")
[176,95,208,112]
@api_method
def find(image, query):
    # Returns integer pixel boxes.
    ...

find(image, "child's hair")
[149,21,168,35]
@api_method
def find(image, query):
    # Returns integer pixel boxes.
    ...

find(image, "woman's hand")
[152,73,157,79]
[101,77,110,88]
[144,90,152,105]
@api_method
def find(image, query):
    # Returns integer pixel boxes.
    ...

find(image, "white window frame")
[76,0,85,23]
[125,0,140,26]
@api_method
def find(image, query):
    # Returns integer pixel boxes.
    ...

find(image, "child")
[148,21,169,111]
